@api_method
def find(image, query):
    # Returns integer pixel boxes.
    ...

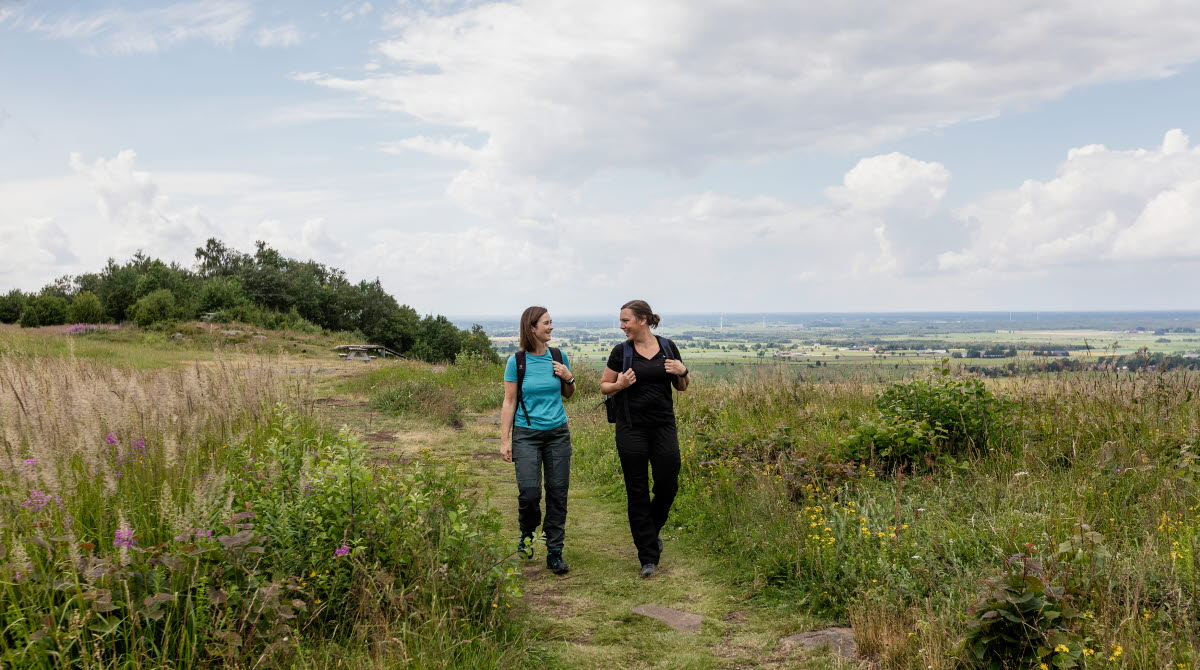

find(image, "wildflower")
[106,434,118,445]
[334,544,351,558]
[1039,664,1049,670]
[22,489,62,512]
[1084,649,1095,657]
[1055,644,1069,653]
[23,458,36,466]
[113,528,136,549]
[1014,471,1029,477]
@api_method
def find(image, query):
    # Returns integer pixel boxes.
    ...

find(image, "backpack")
[604,336,674,424]
[515,348,568,426]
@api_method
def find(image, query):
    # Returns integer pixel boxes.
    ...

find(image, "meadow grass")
[569,364,1200,668]
[0,347,527,668]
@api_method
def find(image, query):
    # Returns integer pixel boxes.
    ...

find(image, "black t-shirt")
[606,338,682,427]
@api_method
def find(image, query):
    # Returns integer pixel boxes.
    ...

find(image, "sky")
[2,0,1199,316]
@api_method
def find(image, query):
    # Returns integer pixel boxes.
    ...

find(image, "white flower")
[1013,471,1029,477]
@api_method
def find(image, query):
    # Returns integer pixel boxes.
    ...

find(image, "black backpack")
[515,348,568,426]
[604,336,674,424]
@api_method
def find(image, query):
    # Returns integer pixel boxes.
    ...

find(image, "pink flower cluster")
[63,324,120,336]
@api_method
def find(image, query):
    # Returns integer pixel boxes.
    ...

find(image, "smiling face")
[534,312,554,344]
[619,308,646,339]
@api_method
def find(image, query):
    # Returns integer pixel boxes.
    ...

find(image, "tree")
[458,324,500,364]
[367,305,421,353]
[412,315,464,362]
[0,289,27,323]
[69,291,105,324]
[197,277,249,313]
[130,289,179,327]
[19,296,69,327]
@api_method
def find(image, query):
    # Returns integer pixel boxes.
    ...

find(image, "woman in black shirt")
[599,300,689,577]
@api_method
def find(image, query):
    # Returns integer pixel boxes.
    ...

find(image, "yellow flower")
[1040,664,1049,670]
[1055,644,1069,653]
[1084,649,1095,657]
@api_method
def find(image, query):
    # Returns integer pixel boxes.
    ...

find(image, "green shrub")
[129,288,180,327]
[18,295,69,327]
[67,290,105,324]
[840,364,1005,470]
[0,289,27,324]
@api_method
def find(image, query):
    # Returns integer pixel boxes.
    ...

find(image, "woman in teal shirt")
[500,306,575,573]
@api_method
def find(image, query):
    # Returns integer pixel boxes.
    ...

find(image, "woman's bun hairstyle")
[621,300,660,329]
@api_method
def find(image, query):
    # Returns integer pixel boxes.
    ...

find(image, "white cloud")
[382,135,478,161]
[19,1,254,54]
[941,129,1200,272]
[826,153,949,214]
[254,23,303,48]
[307,0,1200,210]
[338,2,374,22]
[68,150,216,252]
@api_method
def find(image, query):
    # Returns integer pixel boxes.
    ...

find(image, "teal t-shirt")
[504,350,570,430]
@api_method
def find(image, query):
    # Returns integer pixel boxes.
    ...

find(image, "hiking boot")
[657,536,664,554]
[546,550,569,574]
[517,532,534,560]
[640,563,657,578]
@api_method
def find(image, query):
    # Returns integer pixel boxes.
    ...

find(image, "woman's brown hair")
[518,306,549,352]
[621,300,661,329]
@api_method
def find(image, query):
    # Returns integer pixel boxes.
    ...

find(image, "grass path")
[312,379,857,669]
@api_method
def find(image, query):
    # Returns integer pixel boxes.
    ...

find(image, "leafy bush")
[840,364,1004,469]
[68,291,105,324]
[838,415,946,469]
[130,288,180,327]
[0,290,28,324]
[18,295,69,328]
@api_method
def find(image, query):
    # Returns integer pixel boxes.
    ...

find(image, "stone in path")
[778,627,856,658]
[631,604,705,633]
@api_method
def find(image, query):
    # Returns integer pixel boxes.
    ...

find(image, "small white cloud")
[336,2,374,21]
[254,24,303,48]
[826,153,950,214]
[22,1,254,55]
[381,136,478,161]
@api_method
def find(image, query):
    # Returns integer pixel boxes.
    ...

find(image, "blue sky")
[2,0,1199,315]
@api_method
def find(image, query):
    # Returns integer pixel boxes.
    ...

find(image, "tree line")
[0,238,498,364]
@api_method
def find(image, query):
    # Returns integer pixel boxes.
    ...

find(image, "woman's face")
[619,308,645,338]
[534,313,554,343]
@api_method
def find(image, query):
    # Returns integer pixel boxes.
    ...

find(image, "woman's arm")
[664,357,690,392]
[500,380,518,462]
[599,366,636,395]
[552,360,576,399]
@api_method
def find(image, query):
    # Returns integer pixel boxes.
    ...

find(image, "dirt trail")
[317,394,860,669]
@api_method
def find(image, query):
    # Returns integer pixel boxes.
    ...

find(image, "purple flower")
[113,528,136,549]
[105,434,118,445]
[334,544,351,558]
[21,489,62,512]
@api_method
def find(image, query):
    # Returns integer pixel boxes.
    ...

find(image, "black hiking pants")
[616,422,680,566]
[512,424,572,551]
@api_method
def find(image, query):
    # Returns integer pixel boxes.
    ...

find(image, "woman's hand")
[500,440,512,463]
[552,361,573,382]
[664,359,687,377]
[617,368,636,389]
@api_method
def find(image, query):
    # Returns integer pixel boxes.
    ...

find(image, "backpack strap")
[515,351,531,426]
[656,335,674,361]
[620,340,634,424]
[549,347,568,396]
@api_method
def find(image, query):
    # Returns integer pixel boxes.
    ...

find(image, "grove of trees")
[0,238,498,364]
